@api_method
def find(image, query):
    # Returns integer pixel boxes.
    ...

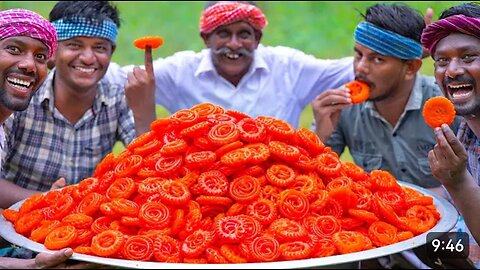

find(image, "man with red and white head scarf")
[106,1,354,129]
[422,2,480,259]
[0,8,99,269]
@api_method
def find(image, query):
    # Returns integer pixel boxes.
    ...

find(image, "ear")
[47,56,56,70]
[200,32,210,47]
[254,30,262,48]
[404,58,423,80]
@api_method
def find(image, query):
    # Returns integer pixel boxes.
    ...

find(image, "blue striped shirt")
[1,70,136,191]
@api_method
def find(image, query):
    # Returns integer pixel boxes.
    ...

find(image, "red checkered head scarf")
[0,9,57,58]
[200,2,268,34]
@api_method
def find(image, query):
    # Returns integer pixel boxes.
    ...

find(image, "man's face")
[433,33,480,116]
[353,43,410,102]
[203,21,260,85]
[0,36,49,111]
[53,36,113,92]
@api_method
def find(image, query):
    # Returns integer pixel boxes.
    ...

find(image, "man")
[1,1,150,196]
[0,8,98,269]
[105,1,354,129]
[422,1,480,264]
[312,3,461,197]
[311,3,463,268]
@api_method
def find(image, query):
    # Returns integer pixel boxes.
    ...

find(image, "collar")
[194,44,270,77]
[38,68,110,112]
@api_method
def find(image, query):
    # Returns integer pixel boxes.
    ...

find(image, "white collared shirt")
[106,44,354,128]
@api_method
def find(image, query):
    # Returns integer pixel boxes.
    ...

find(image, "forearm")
[0,257,36,269]
[443,178,480,245]
[0,179,40,209]
[134,110,156,135]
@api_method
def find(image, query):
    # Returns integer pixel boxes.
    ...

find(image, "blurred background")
[1,1,467,159]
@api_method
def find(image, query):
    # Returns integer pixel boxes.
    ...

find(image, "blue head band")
[52,16,117,45]
[354,21,422,60]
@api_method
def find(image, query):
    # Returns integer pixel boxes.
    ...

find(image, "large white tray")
[0,181,459,269]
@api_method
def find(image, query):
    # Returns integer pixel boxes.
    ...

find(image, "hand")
[125,46,157,134]
[422,7,434,58]
[428,124,469,188]
[311,87,351,142]
[33,248,101,269]
[50,178,66,190]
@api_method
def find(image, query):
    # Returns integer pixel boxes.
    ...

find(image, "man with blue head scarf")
[0,1,152,199]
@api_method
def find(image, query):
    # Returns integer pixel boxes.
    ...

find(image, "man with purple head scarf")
[0,8,99,269]
[421,1,480,265]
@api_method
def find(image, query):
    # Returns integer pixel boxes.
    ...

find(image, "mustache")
[212,47,253,58]
[354,74,373,88]
[444,75,475,86]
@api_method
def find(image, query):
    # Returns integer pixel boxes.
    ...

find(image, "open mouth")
[224,52,240,60]
[447,83,474,101]
[6,76,33,91]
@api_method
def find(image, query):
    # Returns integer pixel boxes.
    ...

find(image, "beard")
[454,95,480,117]
[0,87,32,112]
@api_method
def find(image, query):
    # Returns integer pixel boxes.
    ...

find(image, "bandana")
[200,2,268,34]
[0,9,57,58]
[421,14,480,56]
[354,21,423,60]
[52,16,118,45]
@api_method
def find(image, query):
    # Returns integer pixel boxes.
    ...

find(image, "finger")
[425,8,434,25]
[51,178,66,190]
[441,124,467,158]
[144,46,154,77]
[35,248,72,268]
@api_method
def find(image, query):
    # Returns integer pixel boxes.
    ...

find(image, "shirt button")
[401,168,407,173]
[393,133,397,137]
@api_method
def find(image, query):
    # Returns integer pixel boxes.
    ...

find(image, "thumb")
[35,248,72,268]
[51,177,66,190]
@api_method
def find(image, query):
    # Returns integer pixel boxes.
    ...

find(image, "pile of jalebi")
[2,102,440,263]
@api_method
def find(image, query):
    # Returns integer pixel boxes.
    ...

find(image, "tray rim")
[0,181,459,269]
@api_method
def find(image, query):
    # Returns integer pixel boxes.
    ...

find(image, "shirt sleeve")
[284,48,355,108]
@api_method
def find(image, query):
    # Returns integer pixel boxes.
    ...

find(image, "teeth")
[75,67,95,73]
[452,91,471,98]
[226,53,239,59]
[449,84,471,89]
[7,77,31,88]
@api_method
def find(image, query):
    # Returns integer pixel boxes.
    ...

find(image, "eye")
[373,56,384,63]
[35,53,48,62]
[238,31,252,39]
[6,46,20,54]
[434,57,449,67]
[94,45,108,53]
[216,30,229,39]
[462,54,477,63]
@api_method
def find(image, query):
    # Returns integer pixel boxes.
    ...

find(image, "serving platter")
[0,181,459,269]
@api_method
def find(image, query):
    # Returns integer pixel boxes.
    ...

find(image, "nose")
[355,57,369,74]
[445,58,465,79]
[227,34,241,50]
[79,47,95,64]
[17,53,36,73]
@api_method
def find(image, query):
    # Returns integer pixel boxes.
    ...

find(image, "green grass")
[2,1,466,161]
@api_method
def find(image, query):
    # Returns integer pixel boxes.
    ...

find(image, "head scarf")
[200,2,267,34]
[421,14,480,56]
[52,17,118,45]
[0,9,57,58]
[354,21,423,59]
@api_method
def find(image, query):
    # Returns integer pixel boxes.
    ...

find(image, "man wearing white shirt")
[105,1,354,128]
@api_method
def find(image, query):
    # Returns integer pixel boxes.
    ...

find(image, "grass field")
[2,1,467,161]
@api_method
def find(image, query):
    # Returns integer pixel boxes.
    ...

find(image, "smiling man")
[0,1,150,195]
[106,1,354,129]
[422,1,480,259]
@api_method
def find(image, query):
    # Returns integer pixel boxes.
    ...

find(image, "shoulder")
[417,74,444,97]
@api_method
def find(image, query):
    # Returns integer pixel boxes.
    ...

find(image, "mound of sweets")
[2,102,440,263]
